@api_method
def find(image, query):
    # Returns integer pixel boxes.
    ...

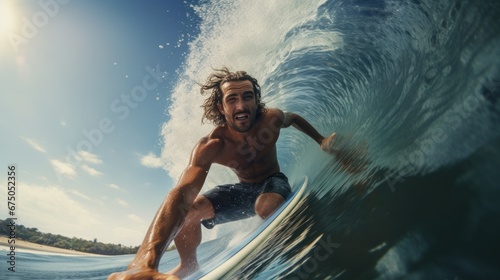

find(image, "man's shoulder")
[192,132,224,163]
[264,107,284,116]
[207,126,226,140]
[197,127,225,148]
[261,107,285,127]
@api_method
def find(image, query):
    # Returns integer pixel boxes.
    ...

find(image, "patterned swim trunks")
[201,172,291,229]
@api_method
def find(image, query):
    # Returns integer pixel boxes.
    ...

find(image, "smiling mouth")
[235,113,250,121]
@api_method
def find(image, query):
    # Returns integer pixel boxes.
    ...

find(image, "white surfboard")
[188,176,308,280]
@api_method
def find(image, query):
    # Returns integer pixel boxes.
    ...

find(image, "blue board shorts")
[201,172,292,229]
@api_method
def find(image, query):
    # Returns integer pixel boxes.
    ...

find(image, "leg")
[168,195,214,278]
[254,193,285,219]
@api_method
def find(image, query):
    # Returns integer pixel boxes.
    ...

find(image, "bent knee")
[255,193,285,219]
[188,196,214,221]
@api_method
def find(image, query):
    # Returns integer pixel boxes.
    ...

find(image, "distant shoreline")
[0,236,102,256]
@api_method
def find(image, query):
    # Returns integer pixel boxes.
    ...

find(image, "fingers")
[321,132,337,153]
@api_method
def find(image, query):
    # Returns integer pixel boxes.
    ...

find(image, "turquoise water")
[3,0,499,279]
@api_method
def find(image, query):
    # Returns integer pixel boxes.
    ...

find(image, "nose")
[234,98,246,111]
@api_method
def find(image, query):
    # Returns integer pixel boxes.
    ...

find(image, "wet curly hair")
[200,67,266,126]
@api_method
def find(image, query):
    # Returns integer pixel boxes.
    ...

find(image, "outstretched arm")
[281,110,367,173]
[108,138,221,280]
[281,111,336,153]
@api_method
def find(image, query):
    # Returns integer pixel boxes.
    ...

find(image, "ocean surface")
[3,0,499,279]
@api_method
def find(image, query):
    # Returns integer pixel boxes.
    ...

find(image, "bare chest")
[216,129,279,171]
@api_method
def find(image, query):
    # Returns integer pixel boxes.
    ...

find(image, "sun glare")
[0,1,19,54]
[1,2,16,33]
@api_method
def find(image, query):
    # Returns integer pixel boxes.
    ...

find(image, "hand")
[321,133,368,174]
[108,268,180,280]
[320,133,338,153]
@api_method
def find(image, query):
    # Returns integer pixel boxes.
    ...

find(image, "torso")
[208,108,284,183]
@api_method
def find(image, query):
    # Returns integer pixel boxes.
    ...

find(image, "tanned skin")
[108,80,336,280]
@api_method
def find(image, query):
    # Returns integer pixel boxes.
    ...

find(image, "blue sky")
[1,0,200,246]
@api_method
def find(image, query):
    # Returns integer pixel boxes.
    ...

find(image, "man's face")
[218,80,258,133]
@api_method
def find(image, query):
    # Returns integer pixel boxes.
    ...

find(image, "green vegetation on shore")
[0,218,140,255]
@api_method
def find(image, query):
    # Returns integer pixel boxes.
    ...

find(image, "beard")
[226,111,255,133]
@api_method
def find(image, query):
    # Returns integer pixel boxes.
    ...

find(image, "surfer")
[108,68,337,280]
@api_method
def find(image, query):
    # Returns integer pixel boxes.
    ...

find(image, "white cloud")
[107,183,128,193]
[69,189,92,201]
[127,214,145,224]
[19,183,102,241]
[116,198,129,207]
[50,151,103,179]
[81,164,103,177]
[139,152,163,168]
[22,137,47,153]
[50,159,77,178]
[78,151,102,164]
[108,183,121,190]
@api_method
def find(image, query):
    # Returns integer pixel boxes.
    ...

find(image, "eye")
[243,93,254,100]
